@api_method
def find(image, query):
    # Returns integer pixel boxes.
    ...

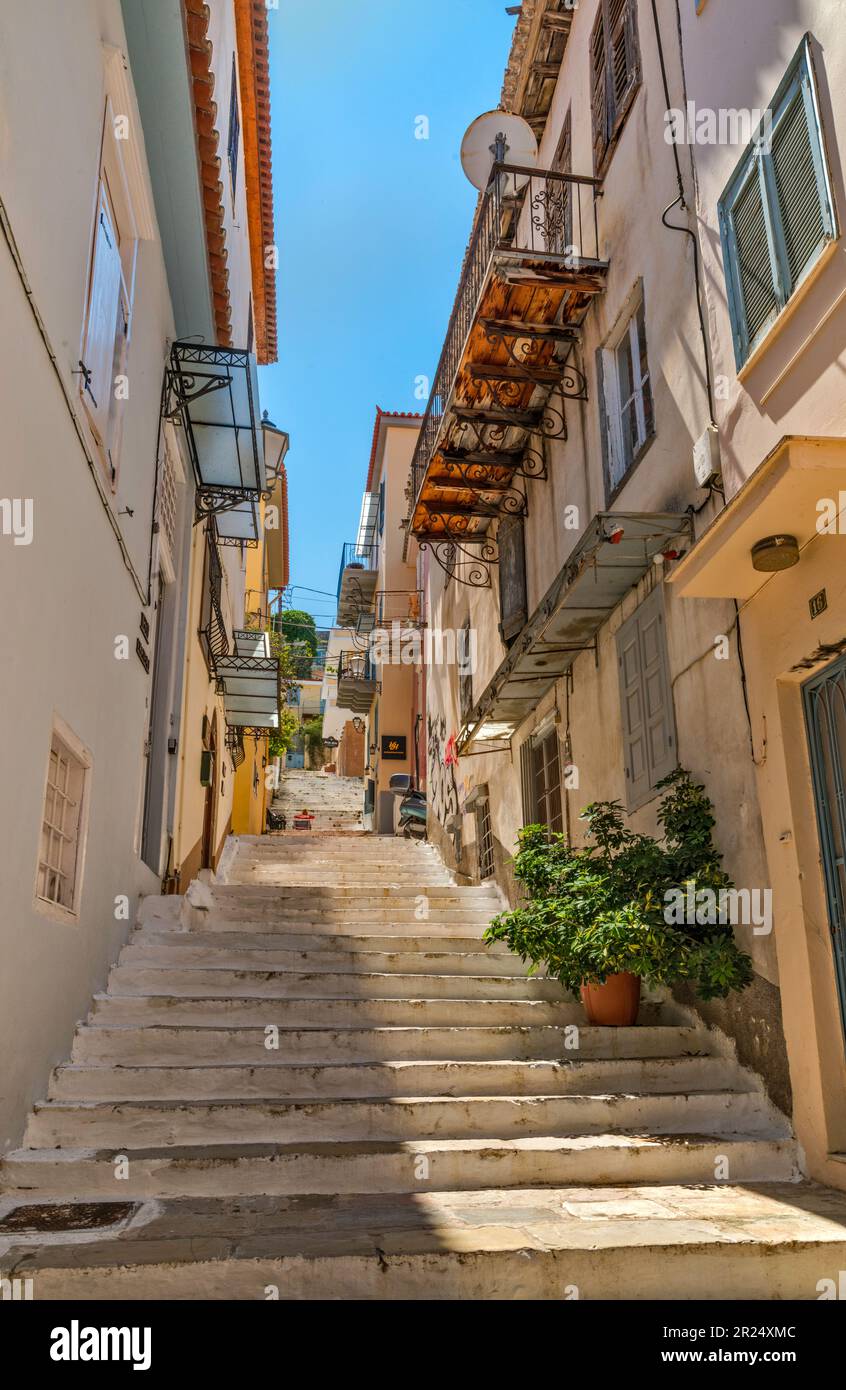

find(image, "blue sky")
[258,0,517,626]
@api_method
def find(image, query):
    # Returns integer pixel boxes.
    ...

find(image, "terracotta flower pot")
[580,972,641,1026]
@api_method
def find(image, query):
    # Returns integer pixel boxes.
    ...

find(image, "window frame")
[718,35,837,369]
[520,724,564,832]
[34,717,92,924]
[79,96,140,489]
[590,0,642,176]
[600,289,655,498]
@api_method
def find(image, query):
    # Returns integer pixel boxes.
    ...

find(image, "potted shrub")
[484,768,753,1026]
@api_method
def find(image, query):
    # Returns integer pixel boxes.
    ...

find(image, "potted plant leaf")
[484,768,753,1026]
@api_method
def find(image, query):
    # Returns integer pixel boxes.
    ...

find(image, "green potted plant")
[484,768,753,1025]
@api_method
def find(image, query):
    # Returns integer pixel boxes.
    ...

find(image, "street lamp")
[351,716,365,733]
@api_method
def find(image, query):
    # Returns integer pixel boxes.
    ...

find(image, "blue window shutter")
[721,153,780,363]
[719,37,837,368]
[766,59,833,293]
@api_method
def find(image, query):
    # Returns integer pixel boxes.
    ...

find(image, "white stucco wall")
[0,0,174,1146]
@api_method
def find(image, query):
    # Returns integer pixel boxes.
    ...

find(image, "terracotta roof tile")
[183,0,232,345]
[365,407,424,491]
[235,0,277,363]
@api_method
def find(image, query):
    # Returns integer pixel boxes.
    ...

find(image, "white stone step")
[3,823,823,1302]
[208,886,489,901]
[6,1183,842,1300]
[49,1055,742,1102]
[87,993,599,1029]
[0,1135,800,1202]
[131,926,516,958]
[106,965,562,1001]
[195,915,497,937]
[25,1089,781,1149]
[70,1022,698,1066]
[119,939,529,976]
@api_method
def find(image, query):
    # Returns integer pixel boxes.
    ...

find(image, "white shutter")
[638,595,676,783]
[617,609,649,807]
[81,184,122,447]
[617,588,676,808]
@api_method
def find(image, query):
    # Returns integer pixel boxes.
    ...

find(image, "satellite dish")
[460,110,538,194]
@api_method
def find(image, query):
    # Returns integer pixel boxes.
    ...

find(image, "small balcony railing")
[337,541,379,596]
[337,540,380,625]
[338,651,376,685]
[336,649,379,716]
[407,163,605,533]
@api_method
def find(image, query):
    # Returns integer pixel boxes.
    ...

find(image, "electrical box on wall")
[693,424,721,488]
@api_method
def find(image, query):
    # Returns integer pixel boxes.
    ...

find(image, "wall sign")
[809,588,828,620]
[381,734,406,761]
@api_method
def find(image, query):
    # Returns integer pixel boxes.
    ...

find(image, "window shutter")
[498,513,528,643]
[590,8,608,171]
[81,186,122,447]
[728,159,780,356]
[616,589,676,808]
[770,85,828,291]
[519,739,535,826]
[719,40,836,367]
[609,0,637,116]
[638,597,676,783]
[617,609,649,808]
[459,618,473,719]
[595,347,614,498]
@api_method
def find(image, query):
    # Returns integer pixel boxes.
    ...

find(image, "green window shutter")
[727,157,780,358]
[769,76,830,291]
[719,38,836,367]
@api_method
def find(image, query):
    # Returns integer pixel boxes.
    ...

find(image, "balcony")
[337,541,379,626]
[336,650,379,715]
[406,164,607,580]
[458,512,692,754]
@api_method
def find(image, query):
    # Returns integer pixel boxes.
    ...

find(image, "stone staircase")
[271,769,363,831]
[3,833,846,1299]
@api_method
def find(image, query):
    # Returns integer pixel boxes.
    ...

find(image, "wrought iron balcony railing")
[336,540,379,599]
[407,162,605,544]
[198,525,229,674]
[337,539,381,626]
[337,650,376,685]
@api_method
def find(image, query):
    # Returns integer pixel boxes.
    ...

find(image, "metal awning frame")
[164,342,267,543]
[457,512,694,754]
[214,652,282,737]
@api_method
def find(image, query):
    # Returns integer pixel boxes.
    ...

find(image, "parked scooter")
[389,773,427,840]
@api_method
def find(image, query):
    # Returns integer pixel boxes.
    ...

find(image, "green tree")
[274,610,317,661]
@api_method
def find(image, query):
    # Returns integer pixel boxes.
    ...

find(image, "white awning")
[215,652,280,731]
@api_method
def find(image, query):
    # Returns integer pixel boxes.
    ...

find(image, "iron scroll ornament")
[419,538,495,589]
